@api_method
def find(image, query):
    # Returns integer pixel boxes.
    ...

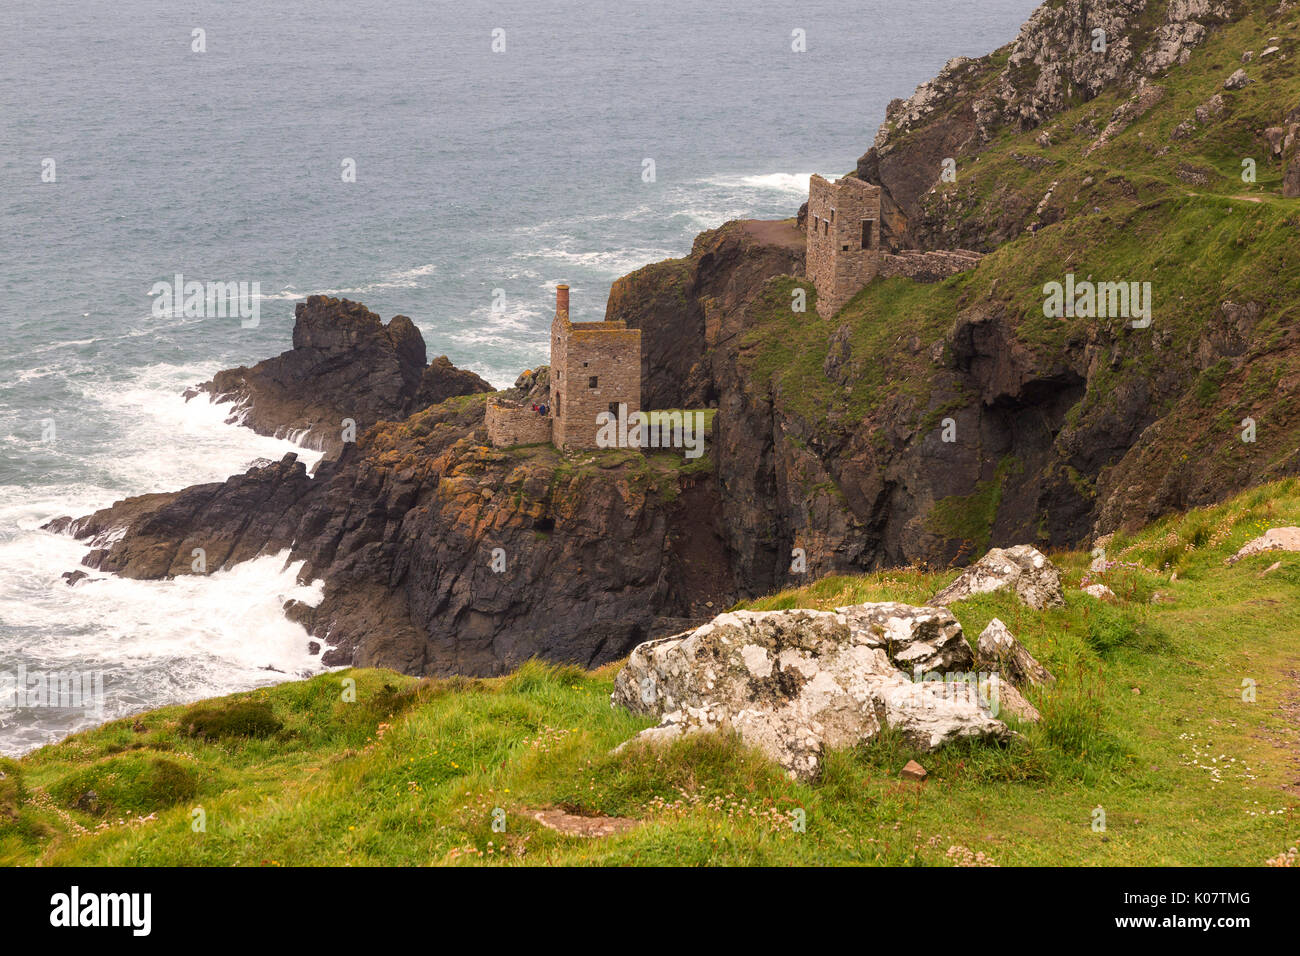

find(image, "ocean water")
[0,0,1041,754]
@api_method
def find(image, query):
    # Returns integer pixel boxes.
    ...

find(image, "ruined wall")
[806,174,883,318]
[878,248,983,283]
[486,401,552,447]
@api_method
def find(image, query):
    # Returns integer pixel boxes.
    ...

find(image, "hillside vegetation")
[4,479,1298,866]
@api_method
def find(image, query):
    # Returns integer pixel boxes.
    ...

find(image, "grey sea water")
[0,0,1040,754]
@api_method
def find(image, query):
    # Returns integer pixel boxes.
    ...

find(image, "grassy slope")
[4,479,1298,866]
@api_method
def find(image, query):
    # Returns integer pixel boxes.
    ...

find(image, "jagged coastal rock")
[192,295,490,456]
[610,607,1010,781]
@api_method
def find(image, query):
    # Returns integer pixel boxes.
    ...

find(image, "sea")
[0,0,1041,754]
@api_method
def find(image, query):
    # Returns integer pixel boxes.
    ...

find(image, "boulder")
[1194,93,1225,124]
[1226,527,1300,564]
[988,676,1041,723]
[928,545,1065,610]
[1224,69,1251,90]
[1082,583,1118,601]
[901,760,927,781]
[836,602,974,673]
[611,608,1009,781]
[975,618,1055,688]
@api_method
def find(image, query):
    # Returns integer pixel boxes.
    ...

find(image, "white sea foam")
[252,263,439,302]
[0,358,333,753]
[0,537,328,755]
[704,172,814,195]
[69,364,323,504]
[528,245,681,275]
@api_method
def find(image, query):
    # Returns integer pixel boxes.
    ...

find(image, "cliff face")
[604,219,805,410]
[610,0,1300,584]
[857,0,1240,250]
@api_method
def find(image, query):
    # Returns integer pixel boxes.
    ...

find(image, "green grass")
[4,478,1299,866]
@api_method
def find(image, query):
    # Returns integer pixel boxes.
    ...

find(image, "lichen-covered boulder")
[611,607,1009,780]
[928,545,1065,610]
[836,602,974,673]
[975,618,1055,689]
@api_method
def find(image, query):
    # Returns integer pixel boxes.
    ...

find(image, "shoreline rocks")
[192,295,490,457]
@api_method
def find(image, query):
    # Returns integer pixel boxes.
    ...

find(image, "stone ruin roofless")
[486,285,641,451]
[805,174,983,318]
[488,177,981,449]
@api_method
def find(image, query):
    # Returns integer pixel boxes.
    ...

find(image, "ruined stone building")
[805,174,983,318]
[806,175,884,318]
[487,285,641,451]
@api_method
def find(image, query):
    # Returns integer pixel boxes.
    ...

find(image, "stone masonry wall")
[806,174,883,318]
[549,284,642,451]
[878,249,984,283]
[554,323,641,449]
[486,401,552,447]
[549,303,570,439]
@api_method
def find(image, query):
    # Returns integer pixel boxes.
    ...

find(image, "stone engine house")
[805,174,983,318]
[486,285,641,451]
[549,284,641,449]
[805,174,883,318]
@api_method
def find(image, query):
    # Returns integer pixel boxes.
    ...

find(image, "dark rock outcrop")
[417,355,493,409]
[49,390,730,676]
[605,219,804,410]
[192,296,487,456]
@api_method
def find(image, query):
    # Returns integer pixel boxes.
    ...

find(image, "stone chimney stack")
[556,284,569,317]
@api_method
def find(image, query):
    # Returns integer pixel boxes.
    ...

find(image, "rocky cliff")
[602,0,1300,582]
[193,295,491,456]
[51,349,729,675]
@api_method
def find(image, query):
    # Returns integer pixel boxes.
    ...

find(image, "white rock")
[1224,68,1251,90]
[611,607,1008,781]
[1083,583,1117,601]
[928,545,1065,610]
[836,601,974,672]
[1226,527,1300,565]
